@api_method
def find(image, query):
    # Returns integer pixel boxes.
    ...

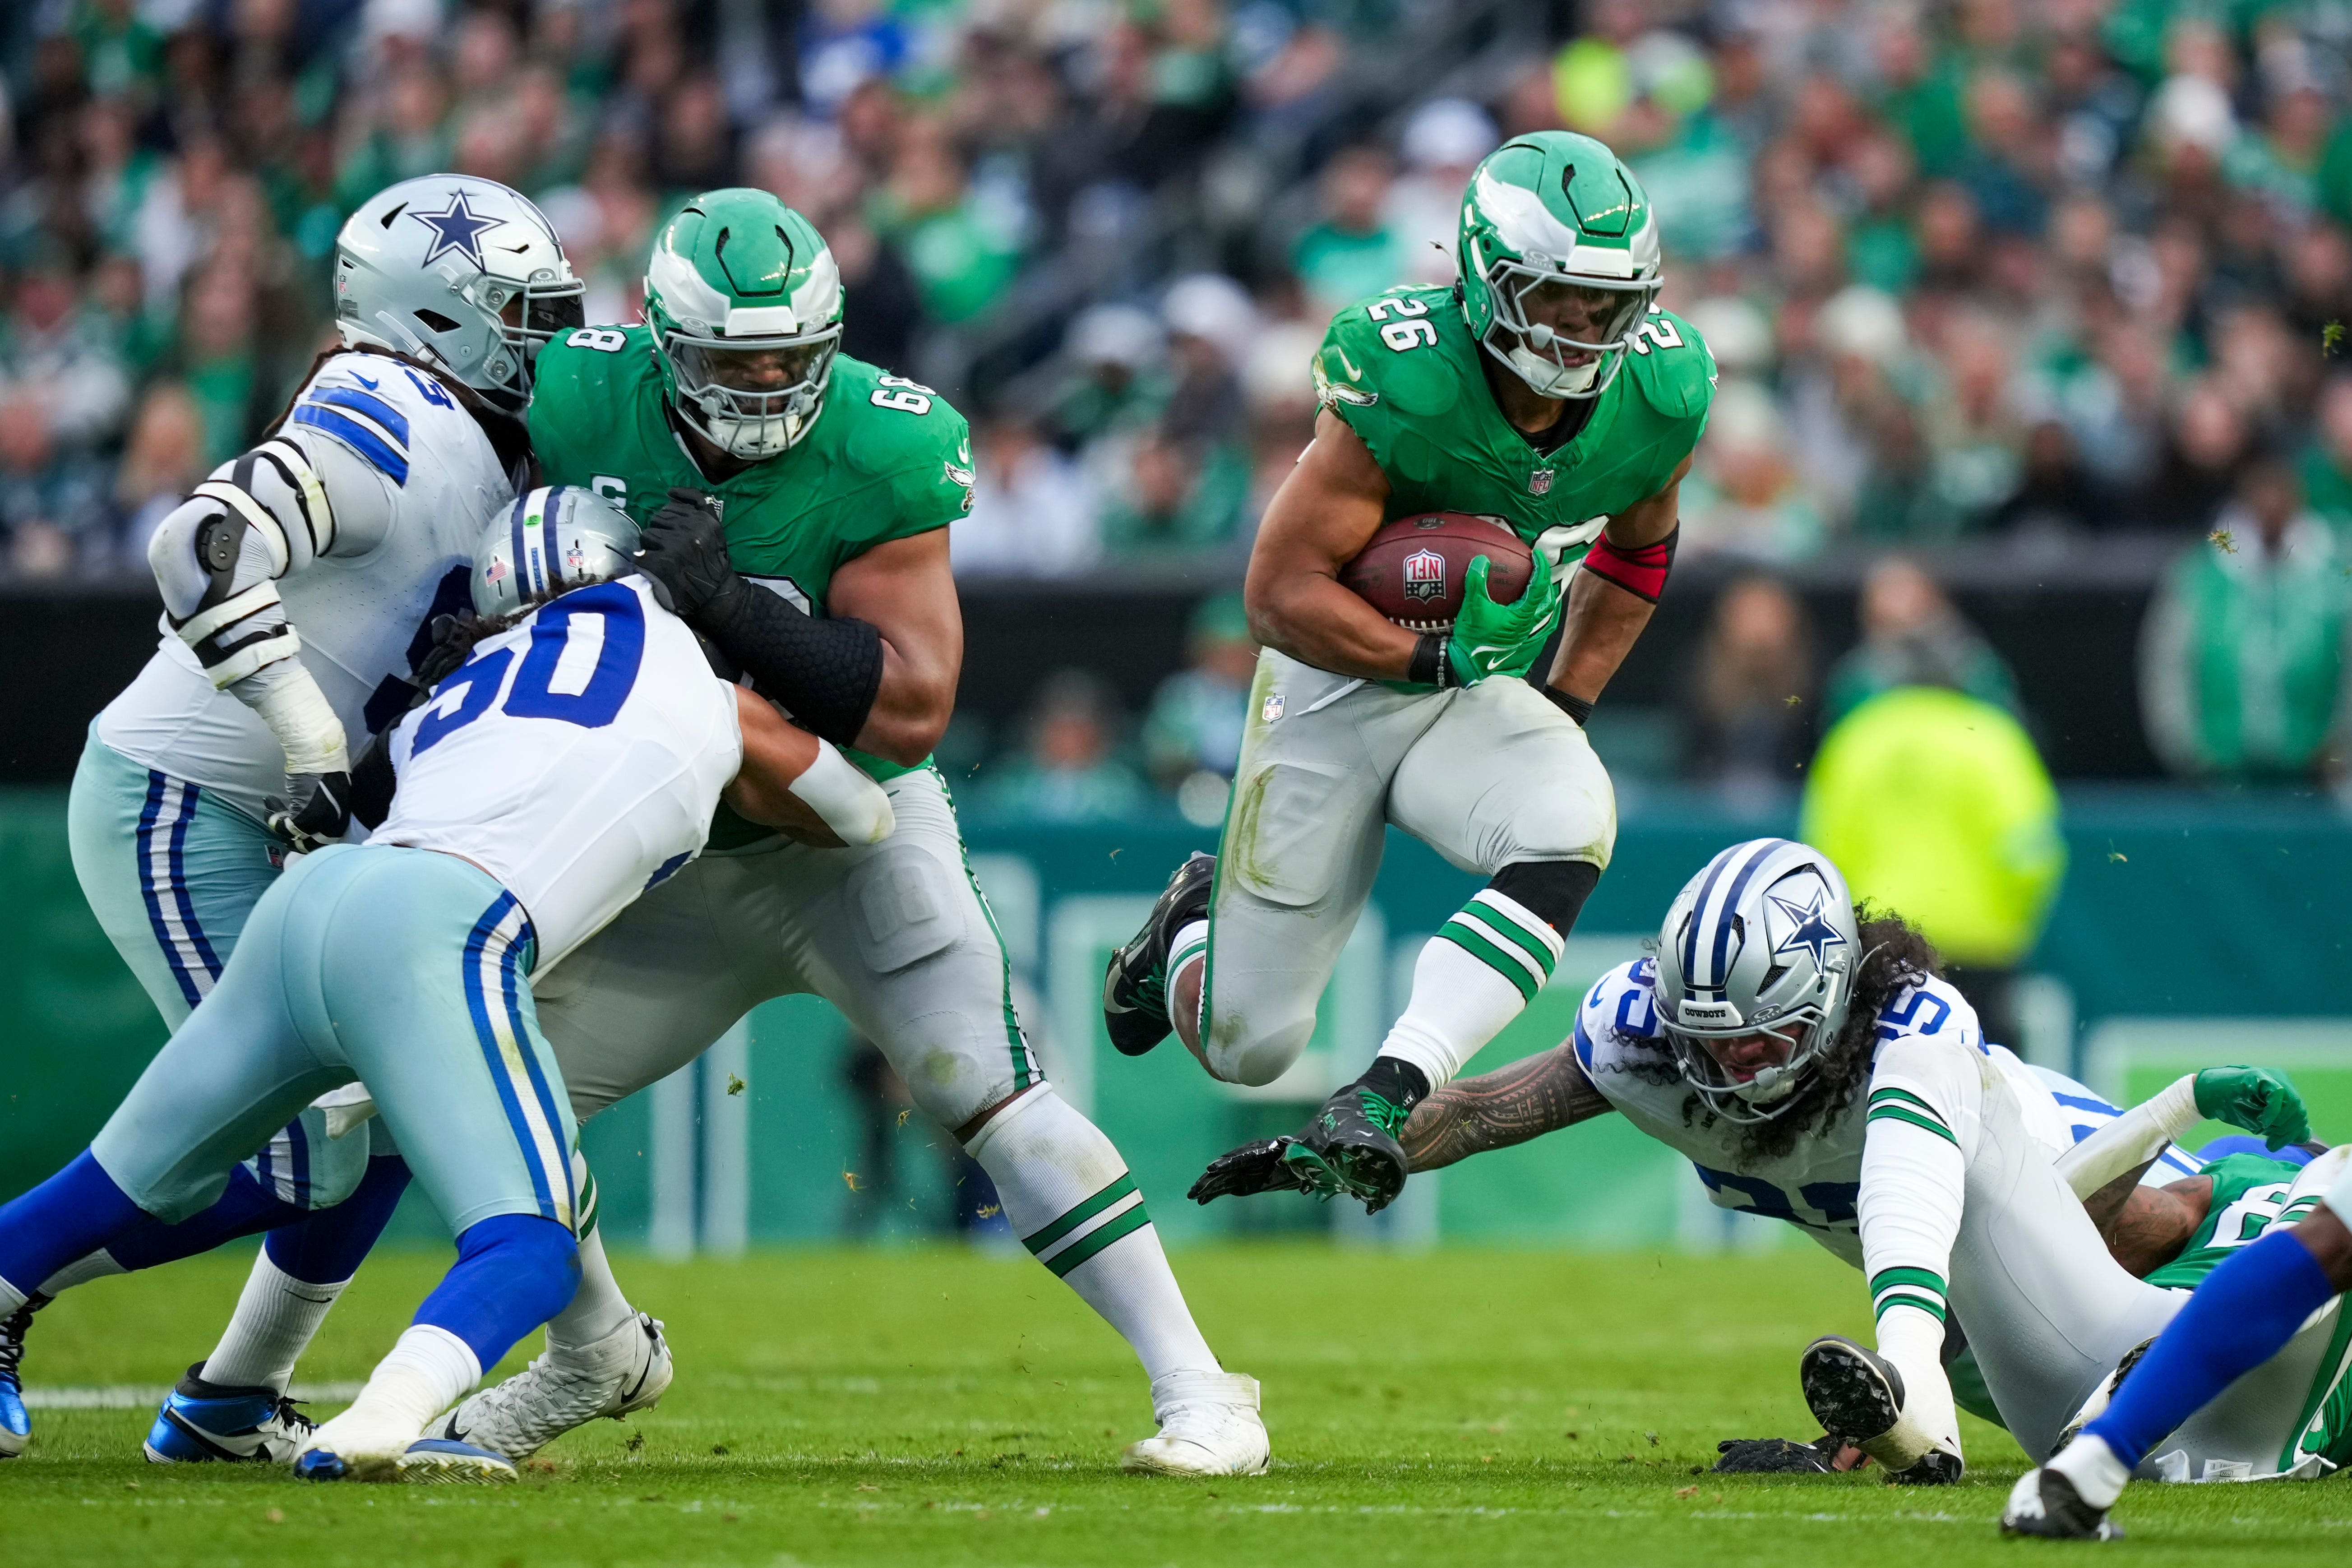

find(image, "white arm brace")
[2054,1074,2200,1200]
[147,430,395,778]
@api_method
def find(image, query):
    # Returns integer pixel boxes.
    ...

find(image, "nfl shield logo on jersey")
[1529,468,1555,496]
[1401,548,1446,602]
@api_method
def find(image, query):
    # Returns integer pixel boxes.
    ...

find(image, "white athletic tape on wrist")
[2055,1073,2199,1201]
[788,740,895,845]
[250,669,351,777]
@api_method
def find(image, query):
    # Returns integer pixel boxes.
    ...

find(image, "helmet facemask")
[658,324,841,460]
[1474,244,1657,400]
[453,272,586,415]
[1662,1001,1838,1126]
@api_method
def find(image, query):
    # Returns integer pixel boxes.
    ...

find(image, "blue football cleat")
[292,1447,349,1481]
[144,1364,315,1464]
[396,1437,517,1483]
[0,1299,41,1458]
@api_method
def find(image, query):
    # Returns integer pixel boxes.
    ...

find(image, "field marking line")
[23,1382,364,1409]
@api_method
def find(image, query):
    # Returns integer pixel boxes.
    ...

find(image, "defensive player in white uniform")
[1191,837,2307,1475]
[0,175,585,1463]
[0,496,892,1481]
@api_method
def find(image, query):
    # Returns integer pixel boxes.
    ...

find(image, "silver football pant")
[1197,650,1614,1087]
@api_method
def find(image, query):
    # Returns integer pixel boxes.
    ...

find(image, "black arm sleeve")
[701,585,886,747]
[349,731,398,830]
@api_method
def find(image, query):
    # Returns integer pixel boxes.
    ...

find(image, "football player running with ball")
[1102,131,1714,1210]
[414,188,1258,1474]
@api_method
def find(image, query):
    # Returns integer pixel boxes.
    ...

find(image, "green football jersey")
[1312,283,1716,585]
[530,325,973,846]
[2142,1152,2316,1294]
[2139,1150,2352,1474]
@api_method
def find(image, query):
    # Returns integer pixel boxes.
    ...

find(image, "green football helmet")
[644,189,844,460]
[1457,131,1662,400]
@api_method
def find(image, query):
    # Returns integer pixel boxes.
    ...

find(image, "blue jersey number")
[410,583,646,757]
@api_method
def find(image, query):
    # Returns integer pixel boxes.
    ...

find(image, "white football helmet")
[1652,839,1862,1124]
[335,175,584,415]
[472,486,639,618]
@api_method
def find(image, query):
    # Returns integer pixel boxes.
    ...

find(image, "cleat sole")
[1800,1337,1901,1445]
[398,1438,517,1483]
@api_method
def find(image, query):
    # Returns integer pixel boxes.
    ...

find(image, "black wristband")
[695,583,885,746]
[1542,685,1595,726]
[1409,632,1452,689]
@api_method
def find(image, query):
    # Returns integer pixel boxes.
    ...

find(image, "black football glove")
[411,613,472,694]
[1711,1434,1850,1474]
[1188,1136,1321,1204]
[635,487,744,627]
[266,771,355,853]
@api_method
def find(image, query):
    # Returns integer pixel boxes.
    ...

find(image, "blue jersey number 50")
[411,581,646,756]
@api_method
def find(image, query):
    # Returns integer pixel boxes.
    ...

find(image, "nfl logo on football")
[1401,548,1446,602]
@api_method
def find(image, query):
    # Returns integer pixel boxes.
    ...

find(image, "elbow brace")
[702,584,885,748]
[155,439,339,688]
[1578,525,1678,605]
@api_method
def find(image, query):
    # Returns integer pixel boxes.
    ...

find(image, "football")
[1337,512,1536,633]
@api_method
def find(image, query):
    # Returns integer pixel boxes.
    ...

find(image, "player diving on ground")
[1189,837,2311,1480]
[0,175,580,1464]
[0,492,892,1480]
[1100,130,1711,1214]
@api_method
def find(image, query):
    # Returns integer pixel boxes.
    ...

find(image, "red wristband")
[1580,527,1678,604]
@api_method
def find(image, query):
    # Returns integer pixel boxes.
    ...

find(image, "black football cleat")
[1279,1075,1418,1214]
[1800,1334,1905,1446]
[2002,1465,2123,1541]
[1102,852,1215,1058]
[1799,1335,1963,1485]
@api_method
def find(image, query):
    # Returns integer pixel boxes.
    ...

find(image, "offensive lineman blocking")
[443,189,1266,1472]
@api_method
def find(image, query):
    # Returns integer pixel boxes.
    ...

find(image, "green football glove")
[2193,1066,2310,1150]
[1447,555,1562,687]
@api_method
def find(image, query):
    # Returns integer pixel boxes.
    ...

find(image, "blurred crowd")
[4,0,2350,791]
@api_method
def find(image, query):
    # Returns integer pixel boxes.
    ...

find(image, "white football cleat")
[396,1437,517,1483]
[434,1312,671,1461]
[1120,1370,1269,1476]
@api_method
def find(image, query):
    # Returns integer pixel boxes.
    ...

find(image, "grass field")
[2,1242,2347,1566]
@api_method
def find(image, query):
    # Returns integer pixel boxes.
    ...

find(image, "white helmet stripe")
[1688,837,1795,993]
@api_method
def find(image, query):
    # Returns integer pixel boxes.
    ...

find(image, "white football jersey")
[1572,958,2190,1267]
[97,353,517,820]
[373,574,741,971]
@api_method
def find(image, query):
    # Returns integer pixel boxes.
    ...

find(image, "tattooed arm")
[1400,1043,1617,1173]
[2091,1173,2212,1279]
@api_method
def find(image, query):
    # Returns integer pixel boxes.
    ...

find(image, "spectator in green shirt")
[2140,456,2351,785]
[1291,146,1403,320]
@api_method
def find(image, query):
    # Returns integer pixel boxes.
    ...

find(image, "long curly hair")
[1621,901,1944,1164]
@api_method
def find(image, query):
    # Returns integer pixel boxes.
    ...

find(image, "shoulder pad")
[1620,309,1717,422]
[1871,976,1984,1054]
[1579,957,1662,1039]
[1314,287,1467,421]
[835,357,972,481]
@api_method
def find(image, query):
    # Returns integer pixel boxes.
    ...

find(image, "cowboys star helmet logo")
[1768,884,1847,970]
[409,191,499,268]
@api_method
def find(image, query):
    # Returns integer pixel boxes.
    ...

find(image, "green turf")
[3,1242,2347,1565]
